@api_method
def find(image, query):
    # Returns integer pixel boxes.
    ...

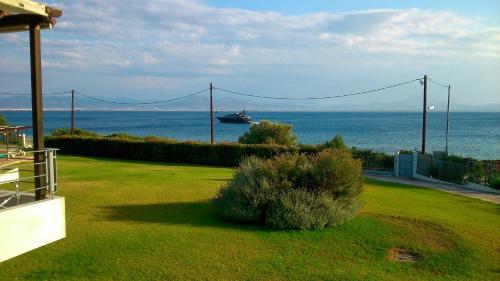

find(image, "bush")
[106,133,144,141]
[468,162,485,183]
[0,114,7,126]
[265,189,332,230]
[321,134,348,150]
[45,135,297,167]
[46,134,398,171]
[143,135,177,142]
[351,147,394,171]
[238,120,297,146]
[213,150,363,230]
[50,128,100,137]
[213,157,274,223]
[488,175,500,190]
[431,161,467,184]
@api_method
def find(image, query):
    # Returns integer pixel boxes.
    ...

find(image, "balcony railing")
[0,148,59,209]
[0,148,65,263]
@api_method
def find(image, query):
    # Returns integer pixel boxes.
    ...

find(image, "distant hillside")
[1,95,498,112]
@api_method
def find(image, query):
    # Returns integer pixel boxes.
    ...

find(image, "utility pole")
[445,85,451,154]
[210,82,214,144]
[421,75,428,154]
[71,89,75,134]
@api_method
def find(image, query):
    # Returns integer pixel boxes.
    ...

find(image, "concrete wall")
[0,197,65,263]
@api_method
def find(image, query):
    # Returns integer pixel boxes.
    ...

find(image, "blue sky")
[1,0,499,111]
[208,0,500,20]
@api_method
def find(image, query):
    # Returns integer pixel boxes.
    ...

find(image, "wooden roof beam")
[0,13,53,33]
[0,0,48,17]
[0,0,61,33]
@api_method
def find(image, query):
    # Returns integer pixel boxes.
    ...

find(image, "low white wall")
[0,197,65,263]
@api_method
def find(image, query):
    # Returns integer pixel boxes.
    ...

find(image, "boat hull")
[217,117,252,124]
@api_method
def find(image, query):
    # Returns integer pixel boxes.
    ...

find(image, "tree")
[238,120,297,146]
[0,114,8,126]
[322,134,348,150]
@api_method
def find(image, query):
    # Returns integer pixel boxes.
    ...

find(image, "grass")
[0,155,499,281]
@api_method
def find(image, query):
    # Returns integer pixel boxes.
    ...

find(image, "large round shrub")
[238,120,297,146]
[214,157,273,223]
[214,150,363,229]
[265,189,333,230]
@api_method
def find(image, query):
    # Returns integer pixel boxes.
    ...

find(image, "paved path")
[365,174,500,205]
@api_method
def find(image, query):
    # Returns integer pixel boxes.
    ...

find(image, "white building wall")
[0,197,66,263]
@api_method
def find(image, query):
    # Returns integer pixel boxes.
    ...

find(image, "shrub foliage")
[214,150,363,230]
[0,114,8,126]
[45,134,394,170]
[238,120,297,146]
[489,174,500,190]
[46,135,295,166]
[321,134,348,150]
[50,128,100,137]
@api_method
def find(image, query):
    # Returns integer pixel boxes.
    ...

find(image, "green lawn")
[1,156,499,281]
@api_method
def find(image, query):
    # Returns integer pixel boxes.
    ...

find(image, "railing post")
[44,150,49,193]
[15,181,20,205]
[47,150,56,198]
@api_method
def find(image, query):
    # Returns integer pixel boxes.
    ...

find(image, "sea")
[2,111,499,160]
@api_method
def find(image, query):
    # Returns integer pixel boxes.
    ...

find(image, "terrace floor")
[0,156,498,281]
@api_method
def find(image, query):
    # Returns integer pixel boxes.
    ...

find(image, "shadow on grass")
[98,200,266,231]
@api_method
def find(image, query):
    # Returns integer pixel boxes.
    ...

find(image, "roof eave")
[0,0,62,33]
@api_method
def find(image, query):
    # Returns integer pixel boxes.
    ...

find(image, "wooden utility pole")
[210,82,214,144]
[29,23,46,200]
[445,85,451,154]
[421,75,428,154]
[71,89,75,134]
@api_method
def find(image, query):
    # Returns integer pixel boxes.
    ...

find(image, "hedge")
[45,136,394,170]
[46,136,302,167]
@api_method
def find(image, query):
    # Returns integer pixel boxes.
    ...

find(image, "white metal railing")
[0,148,58,209]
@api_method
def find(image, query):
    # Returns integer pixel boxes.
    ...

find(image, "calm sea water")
[2,111,499,159]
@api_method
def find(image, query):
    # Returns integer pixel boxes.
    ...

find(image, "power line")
[74,88,209,105]
[214,78,421,100]
[428,77,449,88]
[1,77,452,105]
[0,91,71,96]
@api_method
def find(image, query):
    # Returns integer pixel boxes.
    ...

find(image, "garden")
[1,117,499,280]
[0,155,498,280]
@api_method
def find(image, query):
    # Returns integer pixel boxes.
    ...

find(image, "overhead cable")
[74,88,210,105]
[214,79,421,100]
[428,78,449,88]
